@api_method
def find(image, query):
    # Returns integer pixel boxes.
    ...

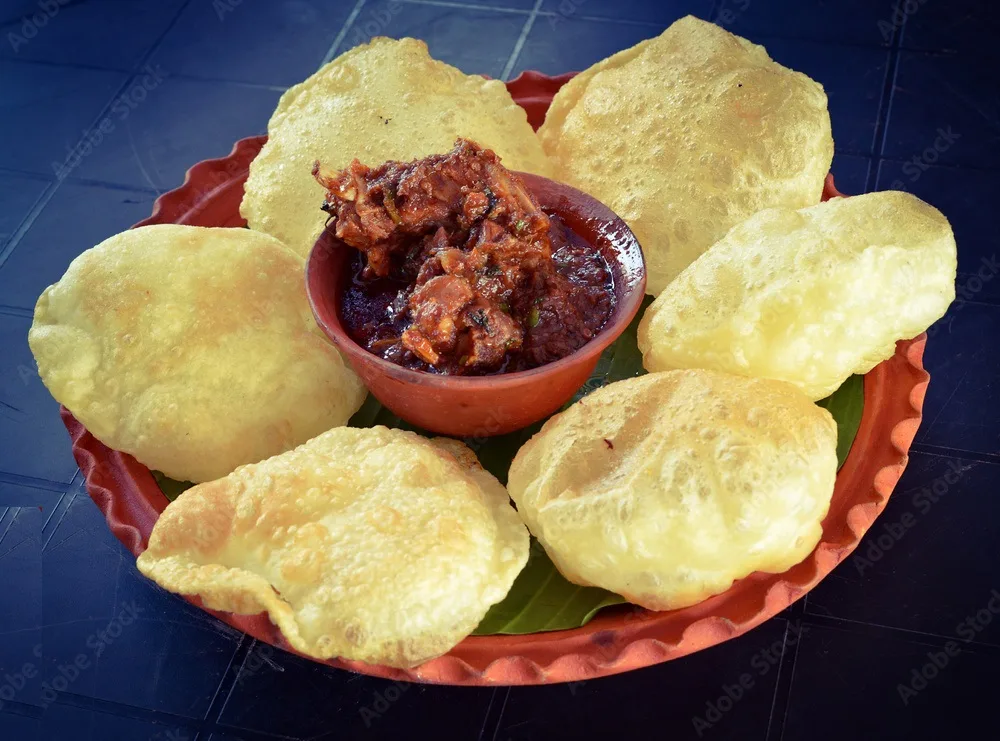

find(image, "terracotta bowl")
[306,172,646,437]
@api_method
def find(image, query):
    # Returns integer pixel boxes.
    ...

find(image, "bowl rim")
[305,170,647,388]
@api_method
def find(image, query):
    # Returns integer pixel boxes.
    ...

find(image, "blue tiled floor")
[0,62,128,175]
[70,77,282,191]
[335,0,528,78]
[0,1,188,71]
[1,1,997,739]
[509,15,662,76]
[715,0,900,46]
[886,50,1000,170]
[149,0,354,87]
[0,183,157,311]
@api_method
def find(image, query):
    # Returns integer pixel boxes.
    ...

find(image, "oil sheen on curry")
[314,139,614,375]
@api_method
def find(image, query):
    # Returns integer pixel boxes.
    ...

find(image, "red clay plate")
[62,71,929,685]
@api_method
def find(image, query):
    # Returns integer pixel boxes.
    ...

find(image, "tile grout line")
[476,688,500,741]
[39,491,67,533]
[0,167,54,184]
[41,488,77,548]
[0,507,15,550]
[875,155,1000,175]
[0,180,60,272]
[866,7,905,193]
[764,619,803,741]
[501,0,544,81]
[0,470,75,493]
[52,693,207,740]
[800,610,1000,653]
[401,0,532,14]
[0,56,134,76]
[129,0,196,74]
[54,691,302,741]
[907,443,1000,465]
[490,687,512,741]
[0,697,44,718]
[202,634,254,725]
[322,0,369,65]
[0,305,34,318]
[158,70,289,92]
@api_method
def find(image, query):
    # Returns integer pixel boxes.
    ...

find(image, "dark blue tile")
[0,182,156,311]
[0,482,61,507]
[875,160,1000,300]
[884,51,1000,170]
[0,1,187,71]
[510,16,659,77]
[806,453,1000,642]
[540,0,713,25]
[0,507,43,708]
[72,75,281,191]
[715,0,898,46]
[0,61,127,176]
[0,173,48,253]
[219,641,495,739]
[449,0,535,8]
[0,314,78,483]
[41,492,242,718]
[830,153,871,195]
[783,625,1000,740]
[0,711,38,741]
[40,704,191,741]
[336,0,526,78]
[761,38,890,156]
[151,0,353,87]
[915,302,1000,457]
[901,0,999,53]
[496,618,788,740]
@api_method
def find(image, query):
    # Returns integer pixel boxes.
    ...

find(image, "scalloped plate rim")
[62,69,929,686]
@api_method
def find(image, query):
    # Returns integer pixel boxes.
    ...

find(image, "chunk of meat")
[402,276,522,368]
[314,138,549,280]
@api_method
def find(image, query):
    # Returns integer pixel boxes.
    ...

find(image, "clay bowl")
[306,172,646,437]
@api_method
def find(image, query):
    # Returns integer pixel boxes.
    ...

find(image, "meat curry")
[314,139,613,375]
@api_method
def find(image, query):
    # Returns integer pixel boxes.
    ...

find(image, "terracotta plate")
[63,71,928,685]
